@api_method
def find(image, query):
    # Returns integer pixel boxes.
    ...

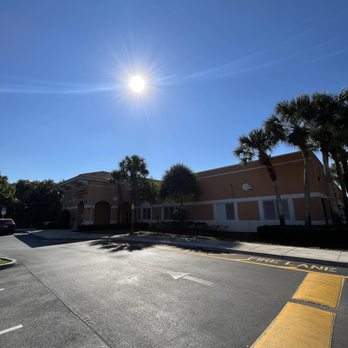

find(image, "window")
[215,202,235,220]
[263,200,290,220]
[142,207,151,220]
[225,203,235,220]
[164,207,175,220]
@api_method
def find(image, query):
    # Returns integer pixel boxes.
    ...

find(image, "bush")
[59,209,70,228]
[172,208,190,225]
[257,224,348,248]
[77,222,149,232]
[147,221,226,236]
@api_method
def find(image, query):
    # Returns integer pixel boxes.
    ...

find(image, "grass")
[0,258,9,265]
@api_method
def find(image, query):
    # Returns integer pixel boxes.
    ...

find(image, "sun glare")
[129,75,146,93]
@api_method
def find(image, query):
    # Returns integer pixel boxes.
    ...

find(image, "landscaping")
[0,258,10,266]
[143,222,348,250]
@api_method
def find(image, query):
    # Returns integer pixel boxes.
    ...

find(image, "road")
[0,233,347,347]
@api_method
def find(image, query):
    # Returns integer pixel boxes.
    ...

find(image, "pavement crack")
[21,264,111,348]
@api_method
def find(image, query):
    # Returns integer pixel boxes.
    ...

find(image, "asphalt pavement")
[0,233,347,347]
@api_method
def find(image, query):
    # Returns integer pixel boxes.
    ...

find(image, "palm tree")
[111,155,150,226]
[309,92,341,224]
[334,89,348,193]
[234,128,285,226]
[265,95,315,226]
[327,89,348,222]
[110,170,124,223]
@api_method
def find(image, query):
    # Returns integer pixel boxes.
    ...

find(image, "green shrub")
[257,224,348,248]
[77,223,149,232]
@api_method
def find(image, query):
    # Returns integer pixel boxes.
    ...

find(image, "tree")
[265,95,315,226]
[234,128,285,226]
[308,92,342,224]
[0,175,16,217]
[160,164,200,206]
[111,155,150,225]
[138,179,160,205]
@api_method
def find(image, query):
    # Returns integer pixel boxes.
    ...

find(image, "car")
[0,218,16,235]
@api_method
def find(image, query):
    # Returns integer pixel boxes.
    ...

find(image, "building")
[58,151,335,232]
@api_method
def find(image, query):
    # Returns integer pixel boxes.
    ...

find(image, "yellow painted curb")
[251,302,335,348]
[292,272,344,308]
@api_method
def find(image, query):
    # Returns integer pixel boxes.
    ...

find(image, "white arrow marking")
[168,271,190,280]
[183,276,214,286]
[0,325,23,335]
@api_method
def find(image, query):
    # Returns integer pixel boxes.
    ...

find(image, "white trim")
[258,200,264,220]
[288,199,296,220]
[82,220,93,225]
[234,202,239,220]
[149,192,327,209]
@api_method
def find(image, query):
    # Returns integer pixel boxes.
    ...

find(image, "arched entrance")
[77,202,84,225]
[94,201,111,225]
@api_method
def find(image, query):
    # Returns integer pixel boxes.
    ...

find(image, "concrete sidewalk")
[26,229,348,267]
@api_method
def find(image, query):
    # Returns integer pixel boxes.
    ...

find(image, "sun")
[129,75,146,94]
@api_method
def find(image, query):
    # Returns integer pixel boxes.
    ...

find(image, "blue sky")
[1,0,348,183]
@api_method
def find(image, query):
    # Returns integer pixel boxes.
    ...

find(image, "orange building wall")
[293,197,326,221]
[186,204,214,220]
[238,201,260,220]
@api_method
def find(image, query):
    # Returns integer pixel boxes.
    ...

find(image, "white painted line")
[183,275,214,286]
[0,325,23,335]
[0,288,4,292]
[168,271,190,280]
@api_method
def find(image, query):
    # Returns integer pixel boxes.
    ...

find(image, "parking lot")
[0,233,347,347]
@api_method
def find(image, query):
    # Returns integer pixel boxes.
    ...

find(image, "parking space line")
[0,288,4,291]
[251,302,335,348]
[183,275,214,286]
[0,325,23,335]
[292,272,344,308]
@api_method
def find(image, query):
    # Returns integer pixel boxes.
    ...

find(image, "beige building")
[59,151,336,232]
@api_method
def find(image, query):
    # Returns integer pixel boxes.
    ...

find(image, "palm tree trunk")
[302,149,311,227]
[332,154,348,223]
[341,151,348,194]
[117,183,123,223]
[263,159,285,226]
[322,149,341,224]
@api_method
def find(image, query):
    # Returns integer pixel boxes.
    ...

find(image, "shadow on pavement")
[89,237,241,255]
[15,233,83,248]
[89,240,155,252]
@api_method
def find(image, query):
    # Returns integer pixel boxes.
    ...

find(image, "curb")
[24,232,348,269]
[0,257,17,270]
[115,236,348,269]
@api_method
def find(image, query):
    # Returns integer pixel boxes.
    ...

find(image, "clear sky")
[1,0,347,183]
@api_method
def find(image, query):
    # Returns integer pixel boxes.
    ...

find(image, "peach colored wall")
[293,197,325,220]
[152,207,162,221]
[110,207,118,221]
[62,187,88,207]
[195,154,326,202]
[238,201,260,220]
[186,204,214,220]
